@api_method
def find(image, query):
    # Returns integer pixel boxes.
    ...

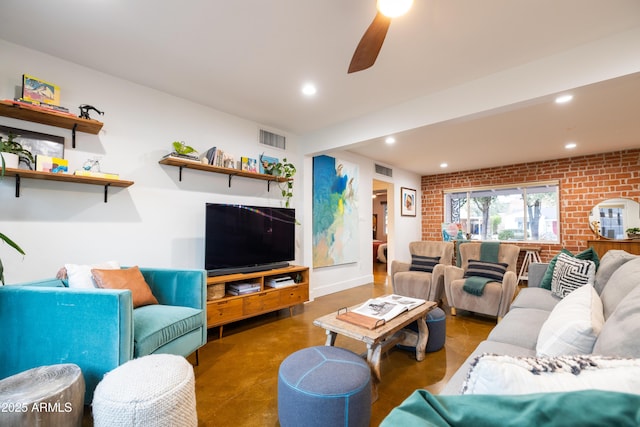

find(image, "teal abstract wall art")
[312,155,359,267]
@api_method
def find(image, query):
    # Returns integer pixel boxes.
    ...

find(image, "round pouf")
[425,307,446,352]
[278,346,371,427]
[92,354,197,427]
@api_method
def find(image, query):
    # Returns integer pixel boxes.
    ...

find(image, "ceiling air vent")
[375,164,393,177]
[259,129,286,150]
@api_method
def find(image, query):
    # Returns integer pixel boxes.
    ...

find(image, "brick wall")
[420,149,640,263]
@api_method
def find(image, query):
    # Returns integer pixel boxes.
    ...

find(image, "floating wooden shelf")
[159,156,290,191]
[2,168,133,203]
[0,100,103,147]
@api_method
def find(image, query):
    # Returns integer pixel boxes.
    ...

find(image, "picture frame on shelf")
[22,74,61,106]
[400,187,417,217]
[0,125,64,163]
[241,157,258,173]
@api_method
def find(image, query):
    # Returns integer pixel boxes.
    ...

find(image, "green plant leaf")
[0,232,26,255]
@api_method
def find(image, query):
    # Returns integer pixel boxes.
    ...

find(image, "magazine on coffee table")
[351,294,426,323]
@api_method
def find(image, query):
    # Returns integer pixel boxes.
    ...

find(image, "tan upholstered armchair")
[444,242,520,321]
[391,241,454,303]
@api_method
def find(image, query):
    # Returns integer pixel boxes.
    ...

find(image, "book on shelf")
[227,282,259,291]
[74,170,120,179]
[162,152,201,162]
[348,294,425,323]
[35,155,68,174]
[227,286,261,296]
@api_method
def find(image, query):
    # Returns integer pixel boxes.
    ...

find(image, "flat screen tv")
[205,203,296,275]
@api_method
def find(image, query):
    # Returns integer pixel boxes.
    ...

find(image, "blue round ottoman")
[278,346,371,427]
[397,307,446,353]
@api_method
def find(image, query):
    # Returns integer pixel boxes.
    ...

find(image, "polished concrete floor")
[192,263,495,426]
[83,264,496,426]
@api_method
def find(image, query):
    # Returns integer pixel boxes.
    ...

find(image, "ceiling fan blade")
[348,12,392,74]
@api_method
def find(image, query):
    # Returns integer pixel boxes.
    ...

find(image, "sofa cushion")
[461,354,640,395]
[599,257,640,319]
[487,308,550,350]
[593,282,640,358]
[409,255,440,273]
[133,305,203,357]
[62,260,120,289]
[550,253,595,298]
[541,248,600,290]
[464,259,508,282]
[594,250,638,295]
[92,266,159,308]
[510,287,560,312]
[536,284,604,357]
[439,340,536,395]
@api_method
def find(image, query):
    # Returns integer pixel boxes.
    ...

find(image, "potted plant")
[626,227,640,239]
[169,141,198,159]
[1,132,35,176]
[265,157,296,208]
[0,232,25,285]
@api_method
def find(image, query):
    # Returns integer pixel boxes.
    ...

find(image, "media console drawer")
[207,298,243,326]
[279,285,309,306]
[243,291,280,315]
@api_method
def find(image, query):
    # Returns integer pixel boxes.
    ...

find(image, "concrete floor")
[84,263,496,426]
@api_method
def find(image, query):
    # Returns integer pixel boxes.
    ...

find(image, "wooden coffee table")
[313,298,437,400]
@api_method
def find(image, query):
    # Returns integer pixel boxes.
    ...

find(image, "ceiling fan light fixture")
[377,0,414,18]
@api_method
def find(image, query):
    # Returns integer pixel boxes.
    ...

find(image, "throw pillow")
[593,278,640,358]
[409,255,440,273]
[92,266,158,308]
[464,259,508,282]
[594,250,638,295]
[461,353,640,395]
[540,247,600,290]
[62,260,121,288]
[550,253,595,298]
[536,284,604,357]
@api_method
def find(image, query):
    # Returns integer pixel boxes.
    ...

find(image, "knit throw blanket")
[463,242,500,296]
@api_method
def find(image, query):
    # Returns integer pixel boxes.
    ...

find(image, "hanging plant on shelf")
[261,154,296,208]
[170,141,199,160]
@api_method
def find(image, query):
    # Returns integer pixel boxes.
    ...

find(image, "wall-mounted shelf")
[159,156,290,191]
[0,100,103,148]
[2,168,133,203]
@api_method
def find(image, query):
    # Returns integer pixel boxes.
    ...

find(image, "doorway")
[372,179,392,275]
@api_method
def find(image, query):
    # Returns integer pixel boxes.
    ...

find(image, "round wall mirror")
[588,198,640,239]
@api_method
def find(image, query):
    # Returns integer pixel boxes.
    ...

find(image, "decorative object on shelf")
[627,228,640,239]
[22,74,61,106]
[78,104,104,120]
[83,158,101,172]
[0,232,25,285]
[401,187,417,217]
[169,141,199,161]
[0,132,35,175]
[241,156,258,173]
[591,220,601,239]
[259,153,278,175]
[35,155,68,174]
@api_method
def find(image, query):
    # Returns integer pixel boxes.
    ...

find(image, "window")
[444,182,559,242]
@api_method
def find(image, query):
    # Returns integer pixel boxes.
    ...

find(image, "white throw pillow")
[536,284,604,357]
[65,261,120,288]
[550,252,595,298]
[462,354,640,395]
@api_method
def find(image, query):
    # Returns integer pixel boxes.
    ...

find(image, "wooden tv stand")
[206,265,309,337]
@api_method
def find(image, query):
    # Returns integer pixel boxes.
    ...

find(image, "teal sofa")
[0,267,207,403]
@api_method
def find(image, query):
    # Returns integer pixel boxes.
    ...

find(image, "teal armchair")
[0,267,207,404]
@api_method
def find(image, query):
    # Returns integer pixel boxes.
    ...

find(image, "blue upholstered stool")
[397,307,446,353]
[278,346,371,427]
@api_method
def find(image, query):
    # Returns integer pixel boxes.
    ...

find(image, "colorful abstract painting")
[312,155,359,267]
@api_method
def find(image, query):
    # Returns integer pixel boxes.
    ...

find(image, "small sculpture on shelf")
[591,220,601,239]
[83,158,101,172]
[78,104,104,120]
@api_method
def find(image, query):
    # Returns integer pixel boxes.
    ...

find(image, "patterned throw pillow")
[464,260,508,282]
[541,247,600,290]
[409,255,440,273]
[551,253,596,298]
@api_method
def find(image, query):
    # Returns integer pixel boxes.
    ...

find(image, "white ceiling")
[1,0,639,175]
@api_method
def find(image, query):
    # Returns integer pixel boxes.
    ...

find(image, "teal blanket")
[380,389,640,427]
[463,242,500,295]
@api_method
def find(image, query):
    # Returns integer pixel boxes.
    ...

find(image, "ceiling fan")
[348,0,414,74]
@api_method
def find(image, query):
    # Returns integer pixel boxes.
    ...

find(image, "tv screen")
[205,203,296,274]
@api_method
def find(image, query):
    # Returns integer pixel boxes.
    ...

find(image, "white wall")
[1,39,423,298]
[0,40,302,283]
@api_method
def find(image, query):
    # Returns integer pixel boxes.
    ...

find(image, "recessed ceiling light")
[440,163,448,168]
[301,83,317,96]
[565,142,577,149]
[385,137,396,144]
[555,94,573,104]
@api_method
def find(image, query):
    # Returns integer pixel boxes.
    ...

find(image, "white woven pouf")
[92,354,197,427]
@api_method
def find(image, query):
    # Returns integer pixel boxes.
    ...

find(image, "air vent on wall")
[375,164,393,177]
[259,129,286,150]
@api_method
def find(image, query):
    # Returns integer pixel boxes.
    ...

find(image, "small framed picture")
[401,187,417,217]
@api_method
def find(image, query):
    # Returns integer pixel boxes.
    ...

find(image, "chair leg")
[450,307,457,316]
[195,349,199,366]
